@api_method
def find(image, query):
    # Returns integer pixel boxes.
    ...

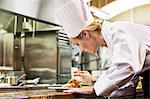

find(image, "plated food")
[62,79,88,88]
[48,79,88,92]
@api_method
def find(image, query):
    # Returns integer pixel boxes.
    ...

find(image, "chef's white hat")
[56,0,94,38]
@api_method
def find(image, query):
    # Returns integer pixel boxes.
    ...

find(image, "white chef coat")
[94,21,150,96]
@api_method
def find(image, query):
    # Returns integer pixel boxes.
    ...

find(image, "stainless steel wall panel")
[24,31,57,84]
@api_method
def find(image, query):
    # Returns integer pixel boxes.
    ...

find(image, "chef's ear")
[82,30,90,37]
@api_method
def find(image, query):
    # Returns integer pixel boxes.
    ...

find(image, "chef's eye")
[76,43,79,46]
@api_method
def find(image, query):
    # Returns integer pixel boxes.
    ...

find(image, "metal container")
[7,76,18,86]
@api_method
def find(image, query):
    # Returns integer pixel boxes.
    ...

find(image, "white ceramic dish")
[48,87,69,92]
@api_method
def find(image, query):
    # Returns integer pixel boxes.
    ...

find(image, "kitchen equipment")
[18,77,40,86]
[7,76,18,86]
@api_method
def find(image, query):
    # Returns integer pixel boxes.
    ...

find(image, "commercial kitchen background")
[0,0,150,84]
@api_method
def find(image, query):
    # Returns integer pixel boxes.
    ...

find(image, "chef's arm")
[94,64,134,96]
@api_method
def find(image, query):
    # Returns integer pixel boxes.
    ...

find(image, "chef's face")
[69,30,98,54]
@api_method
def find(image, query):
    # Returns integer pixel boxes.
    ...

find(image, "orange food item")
[62,79,81,88]
[68,79,81,88]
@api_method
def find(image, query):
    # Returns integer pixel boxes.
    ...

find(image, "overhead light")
[90,7,110,20]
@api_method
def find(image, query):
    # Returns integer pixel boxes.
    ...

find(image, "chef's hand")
[63,86,94,94]
[73,71,96,85]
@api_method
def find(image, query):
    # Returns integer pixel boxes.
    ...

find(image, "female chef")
[56,0,150,98]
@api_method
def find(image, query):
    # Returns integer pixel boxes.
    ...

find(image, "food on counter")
[79,82,88,86]
[62,79,88,88]
[62,79,81,88]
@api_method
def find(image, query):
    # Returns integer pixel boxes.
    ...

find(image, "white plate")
[48,87,69,92]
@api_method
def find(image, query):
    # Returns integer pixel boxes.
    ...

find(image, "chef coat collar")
[101,21,112,48]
